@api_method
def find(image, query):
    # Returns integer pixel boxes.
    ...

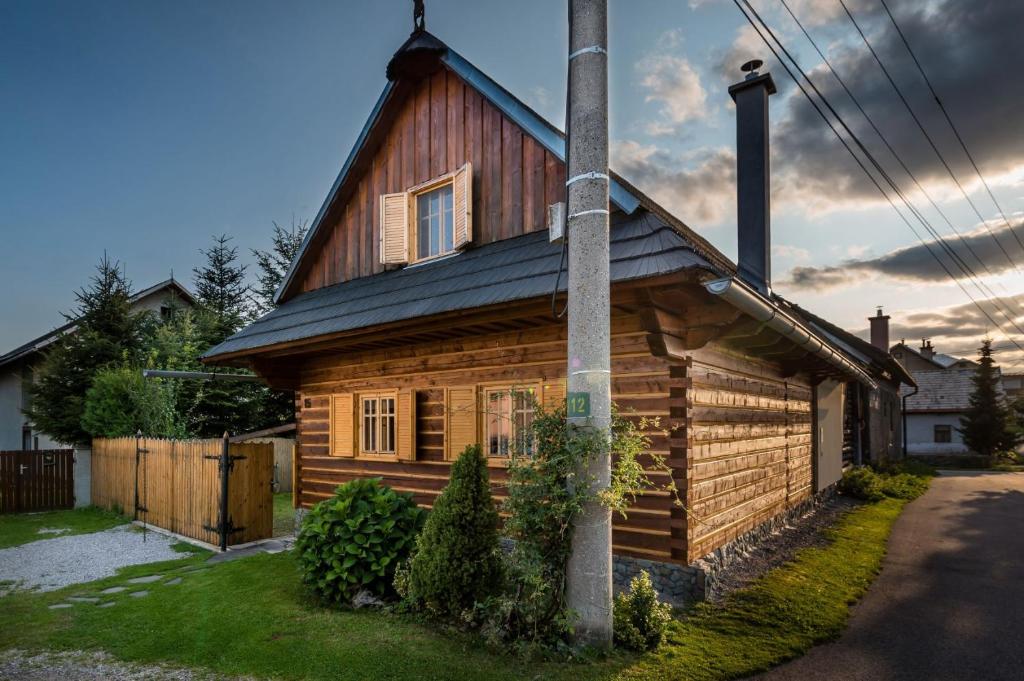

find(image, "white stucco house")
[0,278,195,453]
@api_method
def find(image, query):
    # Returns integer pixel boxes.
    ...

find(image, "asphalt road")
[758,470,1024,681]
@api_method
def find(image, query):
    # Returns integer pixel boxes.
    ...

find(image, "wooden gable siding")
[293,312,686,563]
[681,343,813,562]
[299,68,566,294]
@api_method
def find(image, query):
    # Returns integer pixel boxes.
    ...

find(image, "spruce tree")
[959,339,1019,458]
[408,444,502,614]
[189,235,261,436]
[251,218,308,315]
[25,255,146,444]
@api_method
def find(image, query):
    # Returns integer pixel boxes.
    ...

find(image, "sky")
[2,0,1022,366]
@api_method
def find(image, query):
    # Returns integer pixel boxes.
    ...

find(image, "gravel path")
[0,525,189,592]
[0,649,249,680]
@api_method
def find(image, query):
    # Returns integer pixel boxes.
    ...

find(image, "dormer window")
[417,184,454,259]
[380,163,472,265]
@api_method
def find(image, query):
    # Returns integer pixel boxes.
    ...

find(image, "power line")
[729,0,1024,354]
[878,0,1024,253]
[776,0,1024,321]
[836,0,1023,269]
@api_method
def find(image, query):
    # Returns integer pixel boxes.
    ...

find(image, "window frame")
[409,173,457,264]
[358,392,398,457]
[481,384,538,461]
[933,424,952,444]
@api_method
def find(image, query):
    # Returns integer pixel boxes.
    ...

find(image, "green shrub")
[407,445,502,614]
[81,365,183,439]
[839,465,932,502]
[877,473,930,500]
[613,570,672,651]
[295,478,425,604]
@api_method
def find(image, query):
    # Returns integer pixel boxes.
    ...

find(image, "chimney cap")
[729,68,777,100]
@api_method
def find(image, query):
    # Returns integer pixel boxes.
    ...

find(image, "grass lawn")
[0,506,127,549]
[0,496,914,681]
[273,492,294,537]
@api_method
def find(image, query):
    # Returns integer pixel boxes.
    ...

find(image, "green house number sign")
[567,392,591,418]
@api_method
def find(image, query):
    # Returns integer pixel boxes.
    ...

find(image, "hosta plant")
[296,477,425,604]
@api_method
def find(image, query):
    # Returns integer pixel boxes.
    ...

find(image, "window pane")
[381,398,396,453]
[416,185,456,259]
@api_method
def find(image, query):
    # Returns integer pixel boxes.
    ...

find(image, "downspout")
[704,277,877,389]
[902,385,918,458]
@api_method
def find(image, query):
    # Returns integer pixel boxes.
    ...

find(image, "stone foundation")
[614,487,836,606]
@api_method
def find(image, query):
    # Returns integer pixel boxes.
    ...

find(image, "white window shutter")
[379,192,409,265]
[452,163,473,250]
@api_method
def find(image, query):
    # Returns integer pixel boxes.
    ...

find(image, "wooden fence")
[92,437,273,547]
[0,449,75,513]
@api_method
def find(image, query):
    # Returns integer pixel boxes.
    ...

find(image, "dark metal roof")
[204,211,716,360]
[0,278,196,371]
[781,299,916,388]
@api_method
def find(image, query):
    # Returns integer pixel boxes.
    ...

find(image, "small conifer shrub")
[408,444,502,614]
[613,570,672,651]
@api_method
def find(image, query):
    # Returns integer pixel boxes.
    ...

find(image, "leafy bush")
[296,478,425,604]
[838,467,885,501]
[407,444,502,614]
[839,465,931,502]
[613,571,672,651]
[877,472,930,500]
[479,404,664,652]
[81,365,182,438]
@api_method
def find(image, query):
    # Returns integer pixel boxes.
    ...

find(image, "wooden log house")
[203,30,891,602]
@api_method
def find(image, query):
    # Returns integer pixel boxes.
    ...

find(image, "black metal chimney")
[729,60,776,296]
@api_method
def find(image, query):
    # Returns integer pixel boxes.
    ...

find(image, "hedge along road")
[758,470,1024,681]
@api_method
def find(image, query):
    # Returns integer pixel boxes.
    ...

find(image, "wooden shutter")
[396,389,417,461]
[445,385,478,460]
[380,192,409,264]
[543,380,566,412]
[452,163,473,249]
[330,393,355,457]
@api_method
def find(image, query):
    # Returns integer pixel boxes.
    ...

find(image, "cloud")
[772,243,811,261]
[636,33,709,135]
[783,219,1024,290]
[612,141,735,225]
[766,0,1024,212]
[868,294,1024,367]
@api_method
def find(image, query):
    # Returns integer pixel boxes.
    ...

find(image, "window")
[484,387,536,457]
[416,184,454,260]
[379,163,472,265]
[360,394,396,455]
[934,424,952,444]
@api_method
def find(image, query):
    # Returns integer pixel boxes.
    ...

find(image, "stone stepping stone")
[101,586,126,595]
[48,603,73,610]
[128,590,149,598]
[67,597,99,603]
[126,575,163,584]
[164,577,183,586]
[98,602,117,608]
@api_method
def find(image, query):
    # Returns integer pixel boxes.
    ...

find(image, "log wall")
[682,343,813,562]
[291,319,818,566]
[293,313,686,563]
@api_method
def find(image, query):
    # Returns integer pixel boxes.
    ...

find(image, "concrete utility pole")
[564,0,612,648]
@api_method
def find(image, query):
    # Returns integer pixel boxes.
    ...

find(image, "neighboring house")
[900,369,980,456]
[0,278,195,451]
[892,339,999,456]
[202,29,877,603]
[998,373,1024,402]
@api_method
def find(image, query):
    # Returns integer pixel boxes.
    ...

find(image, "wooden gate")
[0,449,75,513]
[91,437,273,547]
